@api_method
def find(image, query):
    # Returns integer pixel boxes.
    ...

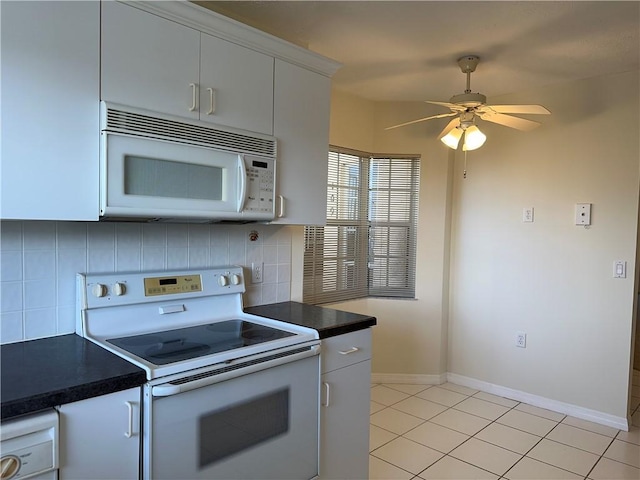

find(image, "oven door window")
[199,388,289,467]
[146,355,319,480]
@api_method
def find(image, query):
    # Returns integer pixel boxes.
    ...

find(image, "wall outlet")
[251,262,263,284]
[522,207,534,223]
[516,332,527,348]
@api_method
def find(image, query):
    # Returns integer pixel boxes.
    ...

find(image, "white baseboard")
[447,373,630,431]
[371,371,630,431]
[371,372,446,385]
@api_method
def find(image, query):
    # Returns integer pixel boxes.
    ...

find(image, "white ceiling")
[199,1,639,104]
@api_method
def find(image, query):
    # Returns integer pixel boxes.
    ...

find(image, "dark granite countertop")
[1,334,146,421]
[1,303,373,421]
[245,301,376,339]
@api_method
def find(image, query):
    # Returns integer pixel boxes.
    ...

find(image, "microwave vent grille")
[105,107,276,158]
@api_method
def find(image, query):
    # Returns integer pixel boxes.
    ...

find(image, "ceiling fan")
[386,55,551,150]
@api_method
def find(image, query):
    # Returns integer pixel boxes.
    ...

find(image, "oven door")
[144,354,320,480]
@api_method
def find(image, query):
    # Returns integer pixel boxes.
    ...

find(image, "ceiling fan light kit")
[462,125,486,151]
[440,124,486,151]
[386,54,551,151]
[441,127,463,149]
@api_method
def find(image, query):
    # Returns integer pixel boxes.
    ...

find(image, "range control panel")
[144,275,203,297]
[79,267,246,309]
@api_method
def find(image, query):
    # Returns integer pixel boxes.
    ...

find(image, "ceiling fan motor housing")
[450,92,487,108]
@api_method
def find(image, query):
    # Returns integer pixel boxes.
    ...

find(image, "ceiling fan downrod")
[450,55,486,107]
[458,55,479,94]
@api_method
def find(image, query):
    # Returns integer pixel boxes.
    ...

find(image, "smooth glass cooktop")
[107,319,295,365]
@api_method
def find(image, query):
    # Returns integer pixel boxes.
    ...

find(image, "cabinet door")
[58,388,141,480]
[199,33,274,135]
[320,360,371,480]
[273,60,331,225]
[0,1,99,220]
[101,1,200,120]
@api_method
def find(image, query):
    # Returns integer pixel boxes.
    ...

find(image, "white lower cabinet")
[320,329,372,480]
[58,388,141,480]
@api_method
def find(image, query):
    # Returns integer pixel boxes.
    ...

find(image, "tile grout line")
[371,384,639,479]
[375,385,526,478]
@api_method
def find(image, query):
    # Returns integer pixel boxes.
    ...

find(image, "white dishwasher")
[0,409,58,480]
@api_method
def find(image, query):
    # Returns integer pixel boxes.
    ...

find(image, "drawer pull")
[338,347,359,355]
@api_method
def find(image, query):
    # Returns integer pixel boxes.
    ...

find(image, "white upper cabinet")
[101,1,274,135]
[272,60,332,225]
[0,1,100,220]
[1,0,339,222]
[101,1,201,121]
[199,33,274,135]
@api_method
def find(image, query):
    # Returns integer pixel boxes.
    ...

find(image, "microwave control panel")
[244,156,275,216]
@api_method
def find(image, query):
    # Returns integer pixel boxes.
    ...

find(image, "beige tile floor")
[369,370,640,479]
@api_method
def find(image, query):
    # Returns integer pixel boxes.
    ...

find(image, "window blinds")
[368,157,419,298]
[303,149,420,304]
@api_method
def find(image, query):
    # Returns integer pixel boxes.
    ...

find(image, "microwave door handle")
[238,155,247,212]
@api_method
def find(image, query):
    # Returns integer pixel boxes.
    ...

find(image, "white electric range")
[76,266,320,480]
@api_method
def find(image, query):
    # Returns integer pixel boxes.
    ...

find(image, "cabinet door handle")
[322,382,331,407]
[125,401,135,438]
[206,87,216,115]
[277,195,285,218]
[338,347,359,355]
[189,83,199,112]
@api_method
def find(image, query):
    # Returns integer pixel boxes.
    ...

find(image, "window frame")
[303,146,420,304]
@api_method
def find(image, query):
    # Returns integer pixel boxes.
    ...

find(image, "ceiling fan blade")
[437,117,460,139]
[477,111,541,131]
[425,100,466,112]
[385,112,457,131]
[480,104,551,115]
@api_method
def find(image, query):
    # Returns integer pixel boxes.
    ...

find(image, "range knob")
[217,275,229,287]
[92,283,108,298]
[230,273,242,285]
[112,282,126,296]
[0,455,21,480]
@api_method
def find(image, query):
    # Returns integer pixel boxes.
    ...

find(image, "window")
[303,148,420,304]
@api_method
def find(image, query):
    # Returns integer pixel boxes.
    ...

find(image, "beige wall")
[298,94,456,379]
[293,69,639,420]
[329,89,375,152]
[448,70,639,419]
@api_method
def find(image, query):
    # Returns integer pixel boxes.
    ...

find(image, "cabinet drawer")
[321,329,371,374]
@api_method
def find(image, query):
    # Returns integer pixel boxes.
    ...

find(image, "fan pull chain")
[463,150,468,179]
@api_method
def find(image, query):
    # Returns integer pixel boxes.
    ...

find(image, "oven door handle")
[151,344,320,397]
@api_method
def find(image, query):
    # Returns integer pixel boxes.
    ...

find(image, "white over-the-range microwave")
[99,101,278,223]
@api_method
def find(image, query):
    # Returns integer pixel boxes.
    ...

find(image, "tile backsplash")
[0,221,293,344]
